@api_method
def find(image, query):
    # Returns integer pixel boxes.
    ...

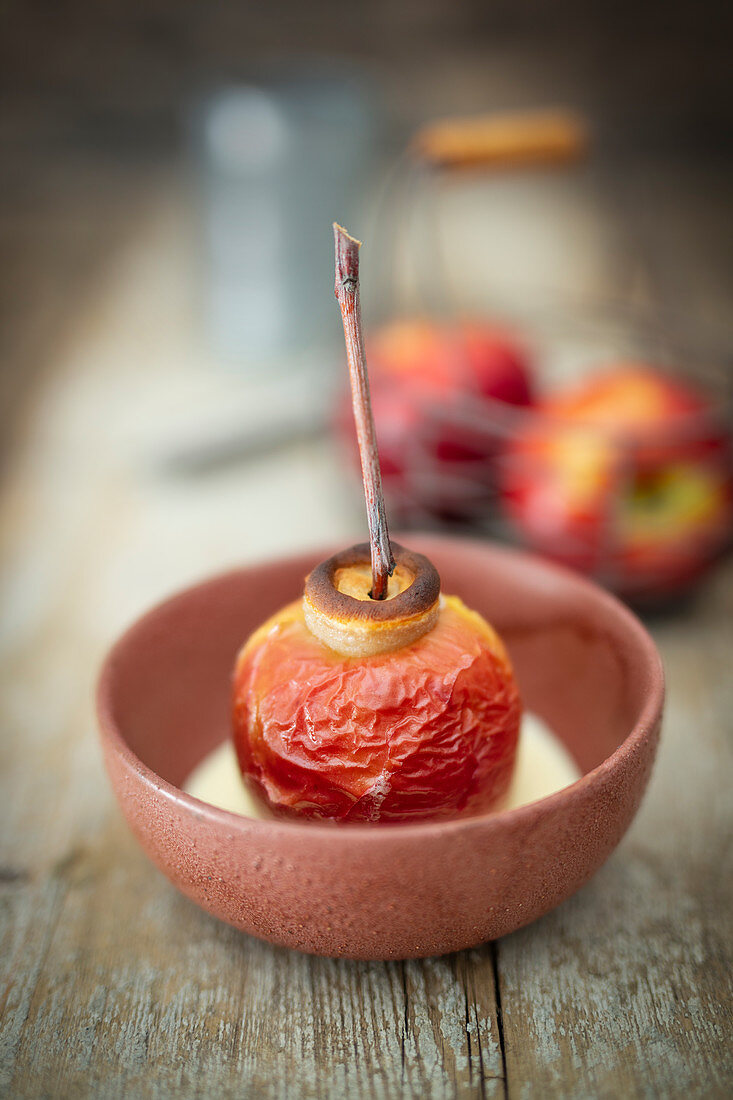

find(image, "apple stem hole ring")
[303,541,441,657]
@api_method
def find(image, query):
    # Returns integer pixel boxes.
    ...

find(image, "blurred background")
[1,0,732,624]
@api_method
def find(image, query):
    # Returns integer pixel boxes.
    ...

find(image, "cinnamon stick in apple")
[333,222,395,600]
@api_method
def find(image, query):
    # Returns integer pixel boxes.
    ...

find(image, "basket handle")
[411,109,588,171]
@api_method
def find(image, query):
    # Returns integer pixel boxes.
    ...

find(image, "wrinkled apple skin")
[233,596,521,824]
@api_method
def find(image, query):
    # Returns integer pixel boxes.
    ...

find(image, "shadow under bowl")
[97,535,664,959]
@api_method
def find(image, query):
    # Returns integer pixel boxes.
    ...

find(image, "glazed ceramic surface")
[97,536,664,959]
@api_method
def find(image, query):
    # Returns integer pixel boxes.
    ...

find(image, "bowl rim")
[96,535,665,843]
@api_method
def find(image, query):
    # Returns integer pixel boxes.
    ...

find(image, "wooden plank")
[0,877,67,1096]
[497,824,733,1099]
[4,825,504,1098]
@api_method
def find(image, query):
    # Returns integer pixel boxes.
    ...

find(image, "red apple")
[338,318,533,520]
[233,583,521,824]
[502,365,733,599]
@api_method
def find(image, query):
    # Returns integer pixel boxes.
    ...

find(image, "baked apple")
[502,364,733,598]
[232,225,521,823]
[233,543,520,822]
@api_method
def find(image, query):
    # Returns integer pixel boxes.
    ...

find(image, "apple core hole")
[333,563,413,603]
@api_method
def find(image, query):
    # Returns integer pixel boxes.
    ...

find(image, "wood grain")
[2,825,505,1099]
[1,152,732,1099]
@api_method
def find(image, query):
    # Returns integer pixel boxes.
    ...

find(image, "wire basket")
[337,113,733,603]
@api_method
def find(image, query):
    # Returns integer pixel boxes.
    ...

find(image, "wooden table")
[1,159,731,1099]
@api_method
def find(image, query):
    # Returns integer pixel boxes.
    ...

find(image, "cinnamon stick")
[333,223,395,600]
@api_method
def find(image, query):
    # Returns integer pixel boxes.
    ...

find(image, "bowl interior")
[105,537,656,799]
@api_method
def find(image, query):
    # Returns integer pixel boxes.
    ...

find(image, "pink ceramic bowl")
[97,535,664,959]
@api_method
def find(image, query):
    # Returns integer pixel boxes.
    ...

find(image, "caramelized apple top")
[303,542,441,658]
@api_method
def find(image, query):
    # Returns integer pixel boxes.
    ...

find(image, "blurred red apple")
[338,318,533,520]
[502,365,733,600]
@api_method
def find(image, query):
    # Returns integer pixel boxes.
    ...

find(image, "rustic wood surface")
[1,144,732,1099]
